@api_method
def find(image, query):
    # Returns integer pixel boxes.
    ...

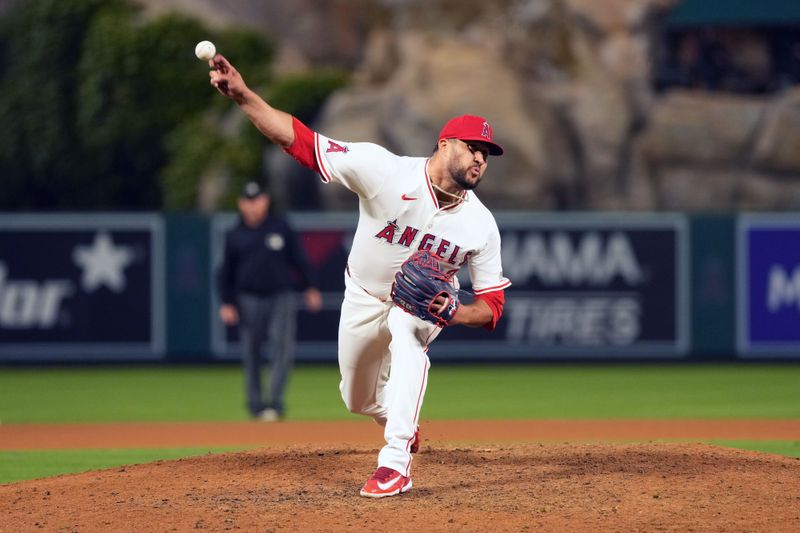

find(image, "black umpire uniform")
[217,181,319,420]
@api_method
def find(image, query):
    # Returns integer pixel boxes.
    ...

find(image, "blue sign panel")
[738,215,800,357]
[437,213,690,358]
[0,214,165,360]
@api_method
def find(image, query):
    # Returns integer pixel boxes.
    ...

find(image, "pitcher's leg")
[337,318,391,424]
[337,275,392,425]
[378,307,435,476]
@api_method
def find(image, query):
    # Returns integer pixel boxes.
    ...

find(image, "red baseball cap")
[438,115,504,156]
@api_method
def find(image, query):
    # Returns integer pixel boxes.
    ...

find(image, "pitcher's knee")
[343,395,374,416]
[341,392,386,422]
[344,398,363,415]
[340,386,366,413]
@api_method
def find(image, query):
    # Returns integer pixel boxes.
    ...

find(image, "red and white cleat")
[359,466,412,498]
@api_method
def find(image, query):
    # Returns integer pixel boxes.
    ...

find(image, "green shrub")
[0,0,273,210]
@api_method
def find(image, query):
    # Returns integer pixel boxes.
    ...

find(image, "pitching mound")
[2,443,798,531]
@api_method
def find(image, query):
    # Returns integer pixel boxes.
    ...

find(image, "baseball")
[194,40,216,61]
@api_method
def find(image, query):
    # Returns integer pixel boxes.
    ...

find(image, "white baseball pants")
[337,272,441,477]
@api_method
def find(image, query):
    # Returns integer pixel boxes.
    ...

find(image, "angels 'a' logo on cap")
[481,121,491,140]
[438,114,504,156]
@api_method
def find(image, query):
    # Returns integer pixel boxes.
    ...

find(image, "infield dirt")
[1,420,799,531]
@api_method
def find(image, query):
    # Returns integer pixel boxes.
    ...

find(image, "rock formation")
[143,0,800,211]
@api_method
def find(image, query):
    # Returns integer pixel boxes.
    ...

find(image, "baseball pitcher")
[208,54,510,498]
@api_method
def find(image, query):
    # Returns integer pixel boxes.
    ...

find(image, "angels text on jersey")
[374,219,473,270]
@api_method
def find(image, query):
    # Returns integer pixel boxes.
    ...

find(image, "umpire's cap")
[240,181,266,199]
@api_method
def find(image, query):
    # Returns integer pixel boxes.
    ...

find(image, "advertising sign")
[0,214,165,360]
[437,213,690,358]
[211,212,689,360]
[738,215,800,357]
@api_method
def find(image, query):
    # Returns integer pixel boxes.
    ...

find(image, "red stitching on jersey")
[473,280,512,295]
[423,159,439,210]
[315,134,332,183]
[424,158,467,210]
[404,356,430,476]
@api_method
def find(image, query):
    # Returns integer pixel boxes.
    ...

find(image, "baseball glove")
[391,250,459,327]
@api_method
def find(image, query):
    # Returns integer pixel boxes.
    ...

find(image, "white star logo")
[72,232,135,293]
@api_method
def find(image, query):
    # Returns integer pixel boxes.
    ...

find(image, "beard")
[449,164,481,190]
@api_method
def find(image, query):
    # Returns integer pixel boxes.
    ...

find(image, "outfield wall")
[0,212,798,362]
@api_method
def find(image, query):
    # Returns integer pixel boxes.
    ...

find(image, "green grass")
[0,448,245,485]
[713,440,800,458]
[1,364,799,423]
[424,364,800,419]
[0,365,356,424]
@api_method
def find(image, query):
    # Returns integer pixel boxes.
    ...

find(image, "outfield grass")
[425,364,800,419]
[1,363,798,484]
[0,448,244,485]
[712,440,800,458]
[1,364,799,423]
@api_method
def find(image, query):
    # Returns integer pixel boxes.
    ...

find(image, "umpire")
[217,181,322,421]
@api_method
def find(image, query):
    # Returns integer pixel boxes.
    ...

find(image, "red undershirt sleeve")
[474,290,505,331]
[283,116,319,172]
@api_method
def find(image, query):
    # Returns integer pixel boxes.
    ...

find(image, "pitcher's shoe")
[359,467,412,498]
[410,426,420,454]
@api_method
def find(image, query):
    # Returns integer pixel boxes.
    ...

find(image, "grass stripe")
[0,447,247,485]
[1,364,799,423]
[712,440,800,458]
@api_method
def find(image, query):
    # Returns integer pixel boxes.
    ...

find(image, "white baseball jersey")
[314,134,511,298]
[308,131,509,478]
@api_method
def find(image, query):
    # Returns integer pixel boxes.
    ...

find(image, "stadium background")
[0,0,799,529]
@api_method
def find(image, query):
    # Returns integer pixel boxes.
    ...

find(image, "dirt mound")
[2,443,798,531]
